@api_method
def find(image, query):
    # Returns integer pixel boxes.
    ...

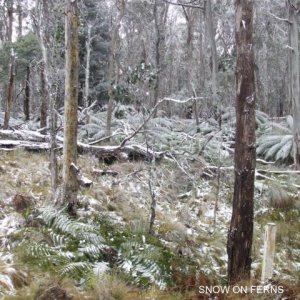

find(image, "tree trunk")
[153,0,161,117]
[84,23,92,109]
[6,0,13,42]
[205,0,218,105]
[40,61,48,128]
[288,4,300,169]
[62,0,79,214]
[152,1,168,117]
[3,49,15,129]
[24,65,30,121]
[227,0,256,284]
[106,0,126,137]
[35,0,58,199]
[17,0,23,38]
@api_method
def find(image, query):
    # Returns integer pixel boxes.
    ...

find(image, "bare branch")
[162,0,204,10]
[268,12,292,24]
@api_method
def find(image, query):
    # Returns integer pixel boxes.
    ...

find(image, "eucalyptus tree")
[62,0,79,214]
[227,0,256,284]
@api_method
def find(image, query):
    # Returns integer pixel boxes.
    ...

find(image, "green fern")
[118,241,168,288]
[256,116,294,164]
[40,206,105,245]
[22,206,170,288]
[59,262,93,277]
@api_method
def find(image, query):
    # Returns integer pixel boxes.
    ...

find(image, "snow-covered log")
[0,130,164,162]
[0,140,50,151]
[0,130,49,142]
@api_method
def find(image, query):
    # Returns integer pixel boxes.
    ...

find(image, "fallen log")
[0,140,50,151]
[0,129,164,162]
[92,169,119,177]
[0,129,49,143]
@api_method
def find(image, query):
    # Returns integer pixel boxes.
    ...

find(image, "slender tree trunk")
[288,4,300,169]
[24,65,30,121]
[38,0,51,130]
[287,14,293,115]
[106,0,126,136]
[153,0,161,117]
[84,23,92,108]
[6,0,13,42]
[227,0,256,284]
[62,0,79,214]
[3,49,15,129]
[205,0,218,105]
[36,0,58,198]
[40,61,48,128]
[17,1,23,38]
[199,11,206,115]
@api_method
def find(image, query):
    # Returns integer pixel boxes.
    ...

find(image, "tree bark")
[62,0,79,214]
[227,0,256,284]
[3,49,15,129]
[288,3,300,169]
[24,65,30,121]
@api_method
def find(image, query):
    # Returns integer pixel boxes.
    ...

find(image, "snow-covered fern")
[256,116,294,163]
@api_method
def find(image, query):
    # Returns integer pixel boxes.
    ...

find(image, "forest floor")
[0,148,300,299]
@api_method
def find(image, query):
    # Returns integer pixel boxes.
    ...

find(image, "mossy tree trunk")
[62,0,79,214]
[227,0,256,284]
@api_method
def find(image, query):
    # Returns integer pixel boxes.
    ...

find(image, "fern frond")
[257,135,282,155]
[93,262,110,276]
[59,262,92,277]
[118,241,168,288]
[265,122,292,134]
[275,138,293,161]
[120,256,165,288]
[40,206,105,245]
[48,229,69,248]
[78,244,105,259]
